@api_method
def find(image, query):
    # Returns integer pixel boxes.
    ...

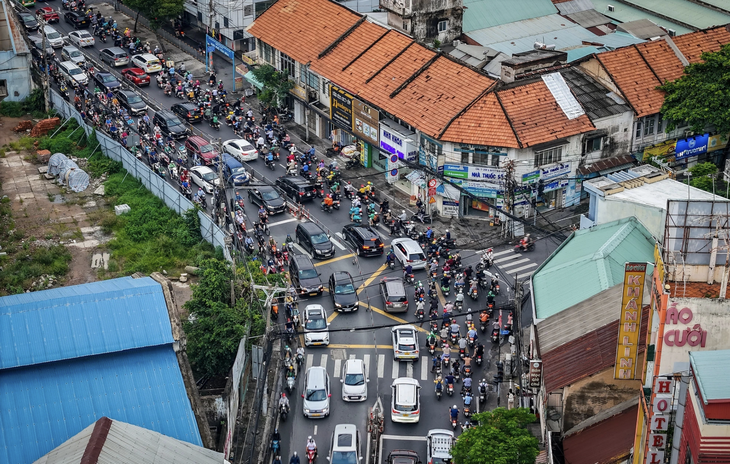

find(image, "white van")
[59,61,88,86]
[391,377,420,423]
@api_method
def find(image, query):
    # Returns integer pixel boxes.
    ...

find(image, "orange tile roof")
[440,92,521,148]
[596,46,665,118]
[673,25,730,64]
[360,44,436,103]
[668,281,725,299]
[247,0,361,65]
[635,40,685,83]
[309,21,386,83]
[498,80,595,147]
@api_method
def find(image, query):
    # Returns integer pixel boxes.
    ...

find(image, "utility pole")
[216,138,235,306]
[513,279,524,407]
[40,19,50,113]
[502,159,517,239]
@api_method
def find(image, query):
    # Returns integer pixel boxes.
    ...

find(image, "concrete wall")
[0,52,32,101]
[380,0,463,43]
[561,360,644,432]
[658,297,730,375]
[595,197,665,239]
[583,111,635,164]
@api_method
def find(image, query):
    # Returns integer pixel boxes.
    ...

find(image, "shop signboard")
[540,162,571,180]
[330,84,354,131]
[353,100,379,147]
[443,164,469,179]
[614,262,647,380]
[379,122,417,162]
[290,83,307,100]
[452,180,500,198]
[528,360,542,388]
[675,133,709,160]
[544,178,569,193]
[522,170,540,184]
[642,140,677,161]
[443,164,504,181]
[442,200,459,217]
[708,133,729,153]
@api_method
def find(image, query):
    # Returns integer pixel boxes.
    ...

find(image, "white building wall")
[595,198,666,239]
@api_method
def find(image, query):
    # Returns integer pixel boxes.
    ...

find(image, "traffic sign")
[390,169,398,176]
[428,178,437,188]
[390,155,399,164]
[428,187,436,196]
[429,197,436,204]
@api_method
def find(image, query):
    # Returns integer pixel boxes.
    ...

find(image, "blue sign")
[206,35,234,59]
[390,169,398,176]
[675,133,709,160]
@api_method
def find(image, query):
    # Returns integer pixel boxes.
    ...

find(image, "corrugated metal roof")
[623,0,730,30]
[0,277,173,370]
[590,0,694,35]
[466,15,643,55]
[562,402,638,464]
[616,19,670,39]
[462,0,557,33]
[533,217,656,320]
[0,345,202,464]
[561,67,632,120]
[34,417,222,464]
[690,350,730,401]
[555,0,594,14]
[567,9,611,28]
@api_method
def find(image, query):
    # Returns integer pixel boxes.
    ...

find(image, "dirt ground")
[0,116,110,288]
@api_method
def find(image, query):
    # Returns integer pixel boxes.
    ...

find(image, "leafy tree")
[659,44,730,134]
[125,0,184,32]
[451,408,539,464]
[190,258,233,306]
[251,64,294,107]
[686,162,728,196]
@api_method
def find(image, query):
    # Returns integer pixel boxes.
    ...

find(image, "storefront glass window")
[534,146,563,167]
[490,155,500,167]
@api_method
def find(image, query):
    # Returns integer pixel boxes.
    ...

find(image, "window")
[472,152,489,165]
[635,121,642,139]
[280,52,295,77]
[490,154,501,167]
[244,4,253,16]
[584,136,603,153]
[215,21,220,31]
[223,16,228,28]
[0,79,7,98]
[322,79,330,96]
[644,117,655,136]
[301,65,319,90]
[260,41,272,63]
[460,152,470,164]
[437,20,447,33]
[197,12,203,22]
[534,146,563,167]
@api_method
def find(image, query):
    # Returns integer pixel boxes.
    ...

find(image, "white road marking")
[331,237,346,250]
[516,272,534,280]
[381,434,428,441]
[364,354,371,378]
[392,359,399,379]
[292,243,312,259]
[320,354,328,368]
[333,359,341,378]
[420,357,428,380]
[482,248,513,257]
[269,217,299,227]
[505,263,538,274]
[406,361,413,378]
[377,354,385,378]
[494,256,529,266]
[306,354,314,371]
[314,425,318,436]
[278,163,286,169]
[335,232,346,241]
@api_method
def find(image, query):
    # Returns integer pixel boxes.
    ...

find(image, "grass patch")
[0,244,72,295]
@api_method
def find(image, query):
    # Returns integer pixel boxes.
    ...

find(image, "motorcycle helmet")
[281,393,286,398]
[293,452,298,456]
[446,229,449,233]
[308,436,313,441]
[453,404,457,409]
[467,308,472,313]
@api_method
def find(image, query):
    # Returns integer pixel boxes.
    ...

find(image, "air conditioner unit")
[607,4,615,12]
[667,28,676,36]
[308,90,318,103]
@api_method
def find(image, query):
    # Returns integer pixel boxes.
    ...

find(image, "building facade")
[0,0,33,101]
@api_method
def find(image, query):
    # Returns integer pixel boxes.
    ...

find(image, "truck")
[426,429,454,464]
[386,450,421,464]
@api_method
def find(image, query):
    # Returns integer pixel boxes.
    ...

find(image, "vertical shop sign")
[330,85,353,131]
[615,262,647,379]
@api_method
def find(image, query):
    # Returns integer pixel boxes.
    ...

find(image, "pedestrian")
[507,389,515,410]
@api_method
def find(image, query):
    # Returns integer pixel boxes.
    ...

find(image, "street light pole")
[40,18,50,113]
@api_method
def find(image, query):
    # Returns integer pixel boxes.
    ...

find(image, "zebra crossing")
[489,248,540,281]
[304,352,437,382]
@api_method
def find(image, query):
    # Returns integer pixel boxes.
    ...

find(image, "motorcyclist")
[306,436,317,458]
[385,249,396,266]
[279,393,290,412]
[445,373,455,390]
[469,279,479,296]
[463,391,473,408]
[442,344,451,365]
[426,227,434,241]
[415,298,425,317]
[272,428,281,443]
[398,210,407,222]
[429,260,438,275]
[403,263,413,280]
[445,229,451,241]
[479,379,488,396]
[449,321,460,338]
[289,451,300,464]
[195,188,205,203]
[244,235,254,251]
[443,301,454,314]
[450,405,459,421]
[487,290,496,306]
[461,376,473,395]
[266,151,275,166]
[467,325,478,344]
[520,234,532,251]
[434,375,443,393]
[441,275,450,290]
[454,273,465,290]
[323,194,334,209]
[458,335,468,352]
[431,355,441,373]
[296,346,305,361]
[475,344,485,359]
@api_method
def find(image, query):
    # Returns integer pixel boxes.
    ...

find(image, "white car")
[391,378,421,423]
[391,325,419,361]
[43,25,64,48]
[328,424,362,464]
[61,45,85,65]
[341,359,368,402]
[223,139,258,162]
[131,53,162,73]
[391,238,427,270]
[303,304,330,346]
[189,166,220,194]
[68,30,95,48]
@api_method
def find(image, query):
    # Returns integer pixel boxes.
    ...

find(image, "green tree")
[659,44,730,134]
[451,408,539,464]
[190,258,233,306]
[251,64,294,107]
[125,0,184,32]
[687,162,725,196]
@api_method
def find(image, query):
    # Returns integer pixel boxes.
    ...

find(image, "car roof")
[332,424,357,450]
[332,271,352,282]
[299,221,325,234]
[306,366,327,386]
[126,67,145,73]
[391,238,421,251]
[178,102,198,109]
[344,359,364,373]
[283,176,311,186]
[256,185,275,192]
[305,305,325,316]
[393,377,420,387]
[392,324,415,334]
[62,45,79,50]
[119,89,135,96]
[191,165,213,174]
[105,46,126,53]
[348,225,379,239]
[382,278,405,291]
[292,254,315,268]
[138,53,158,60]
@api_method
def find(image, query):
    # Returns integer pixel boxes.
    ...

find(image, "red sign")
[428,179,437,188]
[428,187,436,196]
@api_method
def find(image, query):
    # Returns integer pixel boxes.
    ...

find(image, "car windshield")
[201,171,217,182]
[69,68,82,75]
[335,283,355,295]
[231,167,246,175]
[80,32,90,38]
[261,190,279,201]
[166,116,183,126]
[299,268,318,279]
[69,50,81,58]
[101,74,115,83]
[305,315,326,330]
[46,31,60,40]
[398,343,416,351]
[310,233,329,245]
[305,388,327,401]
[127,94,142,104]
[200,144,214,153]
[331,452,358,464]
[345,373,364,386]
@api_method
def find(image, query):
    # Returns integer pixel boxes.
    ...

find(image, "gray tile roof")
[560,67,632,120]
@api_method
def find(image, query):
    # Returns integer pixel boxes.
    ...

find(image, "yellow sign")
[642,140,676,161]
[615,262,647,380]
[708,133,729,153]
[240,53,256,66]
[429,197,436,204]
[654,244,664,285]
[290,83,307,100]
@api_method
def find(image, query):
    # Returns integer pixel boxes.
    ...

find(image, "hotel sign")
[614,262,647,380]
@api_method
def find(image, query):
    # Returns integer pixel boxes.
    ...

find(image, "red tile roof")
[635,40,685,83]
[673,25,730,64]
[498,80,595,147]
[440,92,520,148]
[563,404,638,464]
[542,305,649,393]
[668,281,725,299]
[247,0,361,65]
[309,21,387,80]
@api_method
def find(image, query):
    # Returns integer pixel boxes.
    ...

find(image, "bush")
[0,89,47,118]
[0,245,72,295]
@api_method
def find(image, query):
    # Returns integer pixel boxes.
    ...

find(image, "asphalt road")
[28,11,559,462]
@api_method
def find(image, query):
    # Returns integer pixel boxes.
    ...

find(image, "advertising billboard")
[614,262,647,380]
[675,133,709,160]
[353,100,379,146]
[330,84,354,131]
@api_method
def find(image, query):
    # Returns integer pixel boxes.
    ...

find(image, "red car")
[121,67,151,87]
[36,7,60,23]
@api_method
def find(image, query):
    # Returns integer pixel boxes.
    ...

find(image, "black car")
[342,224,384,256]
[64,11,89,28]
[247,186,286,214]
[153,111,189,139]
[171,102,202,123]
[93,72,121,93]
[117,90,148,116]
[296,221,335,259]
[29,35,54,60]
[329,271,358,312]
[17,12,39,32]
[275,176,316,202]
[290,255,323,296]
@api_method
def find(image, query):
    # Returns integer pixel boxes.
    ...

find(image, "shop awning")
[405,170,426,188]
[576,155,636,177]
[437,182,461,200]
[243,71,264,91]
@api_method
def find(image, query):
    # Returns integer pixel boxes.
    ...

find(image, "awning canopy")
[243,71,264,91]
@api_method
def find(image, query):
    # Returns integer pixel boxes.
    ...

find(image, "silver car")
[391,238,427,270]
[341,359,368,402]
[61,45,85,65]
[303,304,330,347]
[303,366,330,419]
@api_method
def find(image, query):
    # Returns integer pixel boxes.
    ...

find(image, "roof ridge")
[318,17,367,60]
[388,52,442,99]
[437,82,499,139]
[81,416,112,464]
[365,41,415,84]
[342,29,391,72]
[662,36,690,67]
[594,52,638,116]
[631,43,664,86]
[593,221,635,261]
[495,88,524,148]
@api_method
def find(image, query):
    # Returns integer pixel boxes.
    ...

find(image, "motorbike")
[427,337,437,355]
[266,158,276,171]
[476,249,493,271]
[447,383,454,396]
[411,209,432,224]
[459,347,466,359]
[388,259,395,270]
[450,332,458,346]
[279,404,288,421]
[469,286,478,300]
[286,374,295,393]
[515,238,535,252]
[479,385,488,403]
[405,273,415,285]
[416,309,424,323]
[476,354,483,366]
[491,327,499,343]
[450,414,458,430]
[306,448,316,464]
[430,320,439,334]
[463,403,471,418]
[272,439,281,455]
[492,280,500,295]
[320,202,333,214]
[463,365,472,378]
[210,119,220,130]
[436,386,442,401]
[194,194,207,210]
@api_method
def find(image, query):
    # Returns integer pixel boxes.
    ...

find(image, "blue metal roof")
[0,345,202,464]
[0,277,173,370]
[462,0,557,33]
